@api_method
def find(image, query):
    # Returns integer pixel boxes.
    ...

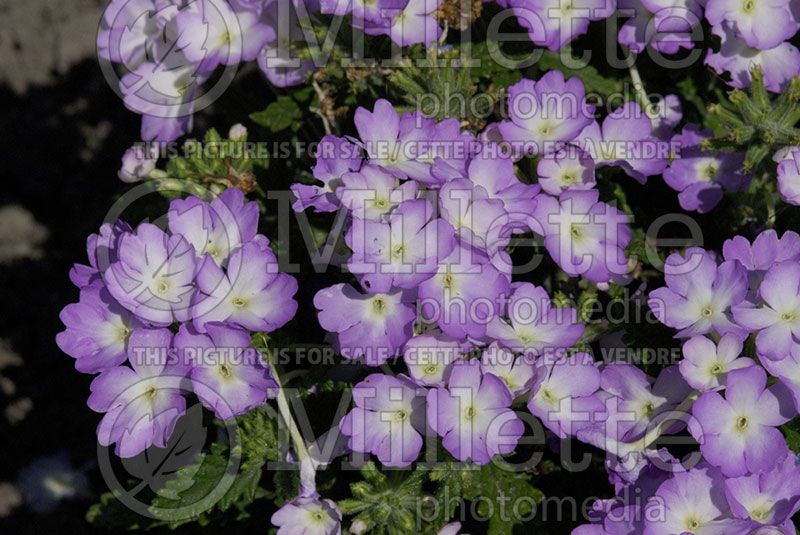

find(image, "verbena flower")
[527,352,603,438]
[642,465,752,535]
[777,149,800,205]
[88,328,186,458]
[103,223,197,325]
[724,452,800,526]
[271,494,342,535]
[705,0,798,50]
[532,190,632,283]
[576,102,668,183]
[648,247,748,338]
[679,333,754,391]
[418,241,511,340]
[175,322,277,418]
[168,188,259,266]
[347,199,455,292]
[291,135,363,213]
[486,282,584,354]
[663,125,750,213]
[314,283,416,365]
[403,333,465,386]
[732,260,800,360]
[426,360,524,464]
[57,281,143,374]
[499,72,594,156]
[338,164,418,221]
[480,342,536,397]
[723,229,800,297]
[536,147,597,197]
[705,23,800,93]
[690,366,793,477]
[191,241,298,333]
[339,373,426,467]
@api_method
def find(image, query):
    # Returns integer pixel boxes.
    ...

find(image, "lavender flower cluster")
[572,229,800,534]
[283,84,800,531]
[99,0,450,143]
[494,0,800,95]
[57,189,298,457]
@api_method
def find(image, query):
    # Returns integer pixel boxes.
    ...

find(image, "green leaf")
[250,96,303,133]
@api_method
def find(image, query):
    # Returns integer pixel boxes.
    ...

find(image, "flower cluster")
[291,95,638,467]
[320,0,444,46]
[57,189,298,457]
[98,0,320,142]
[569,228,800,533]
[492,0,800,94]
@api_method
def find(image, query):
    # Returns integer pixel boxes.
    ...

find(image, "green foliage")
[250,96,304,133]
[704,68,800,173]
[337,462,430,535]
[430,460,544,534]
[87,407,282,529]
[147,127,266,198]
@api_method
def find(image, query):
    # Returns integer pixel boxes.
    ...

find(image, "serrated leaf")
[250,96,302,133]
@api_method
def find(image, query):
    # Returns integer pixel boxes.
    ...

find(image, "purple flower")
[69,220,132,288]
[466,148,541,218]
[418,241,511,339]
[438,179,508,251]
[487,282,584,354]
[723,229,800,296]
[532,189,632,283]
[168,188,259,266]
[678,334,754,391]
[191,241,298,333]
[705,0,798,50]
[118,143,158,183]
[761,344,800,412]
[314,283,416,365]
[381,0,443,47]
[175,323,277,418]
[403,333,465,386]
[354,99,443,183]
[508,0,614,51]
[690,366,793,477]
[650,94,683,140]
[724,452,800,526]
[618,0,704,55]
[427,360,524,464]
[339,374,426,467]
[103,223,197,325]
[536,147,597,197]
[88,328,186,458]
[292,135,363,213]
[732,261,800,360]
[176,0,276,71]
[499,72,594,156]
[480,342,536,397]
[528,352,603,438]
[347,199,455,292]
[57,281,144,374]
[777,149,800,205]
[338,164,419,221]
[577,102,668,183]
[663,125,750,213]
[271,495,342,535]
[705,23,800,93]
[643,465,751,535]
[320,0,405,26]
[598,364,691,443]
[648,247,748,338]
